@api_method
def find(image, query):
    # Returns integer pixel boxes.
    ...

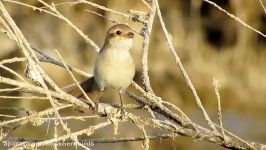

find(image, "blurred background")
[0,0,266,149]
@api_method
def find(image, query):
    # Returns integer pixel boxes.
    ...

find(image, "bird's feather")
[62,76,100,100]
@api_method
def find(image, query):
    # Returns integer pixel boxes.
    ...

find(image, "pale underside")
[94,38,135,92]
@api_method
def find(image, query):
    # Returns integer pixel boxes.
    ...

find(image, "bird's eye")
[116,30,122,35]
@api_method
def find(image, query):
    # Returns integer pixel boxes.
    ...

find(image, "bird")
[63,24,135,117]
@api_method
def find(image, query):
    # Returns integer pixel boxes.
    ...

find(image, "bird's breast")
[94,48,135,91]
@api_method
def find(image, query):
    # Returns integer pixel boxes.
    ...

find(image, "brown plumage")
[62,77,99,100]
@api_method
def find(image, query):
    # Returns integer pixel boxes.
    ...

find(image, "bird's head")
[105,24,135,50]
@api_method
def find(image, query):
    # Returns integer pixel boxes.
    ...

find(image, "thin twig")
[213,78,226,141]
[0,57,26,65]
[0,87,21,92]
[84,10,118,24]
[3,134,171,143]
[31,47,93,78]
[154,0,217,132]
[43,115,100,121]
[258,0,266,14]
[0,114,17,118]
[53,0,145,24]
[203,0,266,38]
[54,49,95,108]
[140,0,152,10]
[0,65,26,81]
[0,95,47,100]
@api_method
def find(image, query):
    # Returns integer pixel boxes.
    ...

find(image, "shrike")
[64,24,135,117]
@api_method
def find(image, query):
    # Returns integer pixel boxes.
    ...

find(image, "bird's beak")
[127,32,134,38]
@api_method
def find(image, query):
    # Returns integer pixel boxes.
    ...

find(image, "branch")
[258,0,266,14]
[140,0,156,93]
[203,0,266,38]
[154,0,217,132]
[3,134,172,144]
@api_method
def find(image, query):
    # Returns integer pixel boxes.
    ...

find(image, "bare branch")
[203,0,266,38]
[213,78,226,141]
[258,0,266,14]
[3,134,171,144]
[154,0,217,132]
[140,1,156,93]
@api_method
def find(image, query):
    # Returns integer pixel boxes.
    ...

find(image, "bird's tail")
[62,76,99,100]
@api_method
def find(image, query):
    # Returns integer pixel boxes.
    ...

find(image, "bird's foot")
[93,102,99,114]
[119,107,126,119]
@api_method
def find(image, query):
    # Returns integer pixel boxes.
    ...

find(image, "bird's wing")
[62,76,99,99]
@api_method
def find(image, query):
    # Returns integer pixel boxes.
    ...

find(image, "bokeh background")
[0,0,266,149]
